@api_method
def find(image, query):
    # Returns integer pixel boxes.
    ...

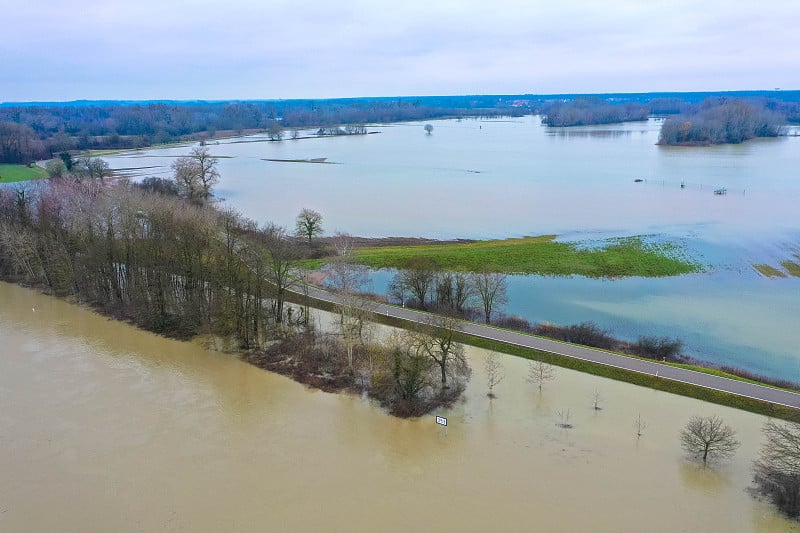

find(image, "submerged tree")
[485,351,505,398]
[172,146,219,204]
[753,419,800,518]
[406,315,470,390]
[634,413,648,439]
[680,415,740,465]
[527,360,556,391]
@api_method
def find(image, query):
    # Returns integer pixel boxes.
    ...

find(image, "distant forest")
[1,91,799,163]
[658,98,786,145]
[541,97,649,126]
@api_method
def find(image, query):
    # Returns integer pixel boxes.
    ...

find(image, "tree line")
[383,256,508,324]
[658,97,785,145]
[0,178,298,346]
[542,97,649,126]
[0,98,526,164]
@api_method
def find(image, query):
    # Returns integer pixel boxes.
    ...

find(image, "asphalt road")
[302,284,800,410]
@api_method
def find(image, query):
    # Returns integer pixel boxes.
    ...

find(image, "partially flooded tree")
[172,146,219,204]
[370,332,436,416]
[267,122,284,141]
[406,315,470,390]
[471,269,508,324]
[680,415,740,465]
[527,360,556,391]
[634,414,648,439]
[591,390,603,411]
[556,409,573,429]
[753,419,800,518]
[485,351,505,398]
[295,208,323,244]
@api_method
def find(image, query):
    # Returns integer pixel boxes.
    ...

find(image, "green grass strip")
[0,164,48,183]
[350,235,700,278]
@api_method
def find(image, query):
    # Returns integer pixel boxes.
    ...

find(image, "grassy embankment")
[289,292,799,423]
[0,164,48,183]
[335,235,701,277]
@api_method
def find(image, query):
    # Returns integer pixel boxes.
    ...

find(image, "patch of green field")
[0,164,48,183]
[351,235,700,278]
[780,259,800,277]
[753,264,787,278]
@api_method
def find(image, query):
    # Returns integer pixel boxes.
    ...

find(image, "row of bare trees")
[388,257,508,323]
[0,179,302,346]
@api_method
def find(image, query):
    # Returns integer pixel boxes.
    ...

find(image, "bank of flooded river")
[1,283,796,531]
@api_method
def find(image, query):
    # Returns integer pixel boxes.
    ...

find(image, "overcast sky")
[2,0,798,102]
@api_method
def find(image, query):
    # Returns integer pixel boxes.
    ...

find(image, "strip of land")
[314,235,701,278]
[295,283,800,417]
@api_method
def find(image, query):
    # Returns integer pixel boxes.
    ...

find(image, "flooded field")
[1,282,796,532]
[102,117,800,381]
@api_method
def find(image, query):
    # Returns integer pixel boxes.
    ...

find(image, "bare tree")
[485,351,505,398]
[338,291,372,372]
[331,231,356,258]
[680,415,740,465]
[45,159,66,178]
[86,157,110,180]
[262,224,299,325]
[267,122,284,141]
[753,419,800,518]
[634,414,648,439]
[295,208,323,244]
[556,409,573,429]
[470,270,508,324]
[324,256,369,294]
[406,315,470,390]
[527,360,556,391]
[396,256,438,310]
[172,146,219,204]
[72,156,110,181]
[387,277,409,307]
[435,271,474,315]
[325,254,371,372]
[592,390,603,411]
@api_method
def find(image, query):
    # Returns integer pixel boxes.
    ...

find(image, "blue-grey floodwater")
[105,117,800,380]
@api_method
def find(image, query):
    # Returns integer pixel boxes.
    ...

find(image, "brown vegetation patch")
[243,333,363,395]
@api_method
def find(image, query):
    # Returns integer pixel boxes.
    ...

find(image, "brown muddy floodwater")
[0,282,797,532]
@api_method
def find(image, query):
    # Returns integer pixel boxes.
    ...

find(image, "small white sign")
[436,416,448,427]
